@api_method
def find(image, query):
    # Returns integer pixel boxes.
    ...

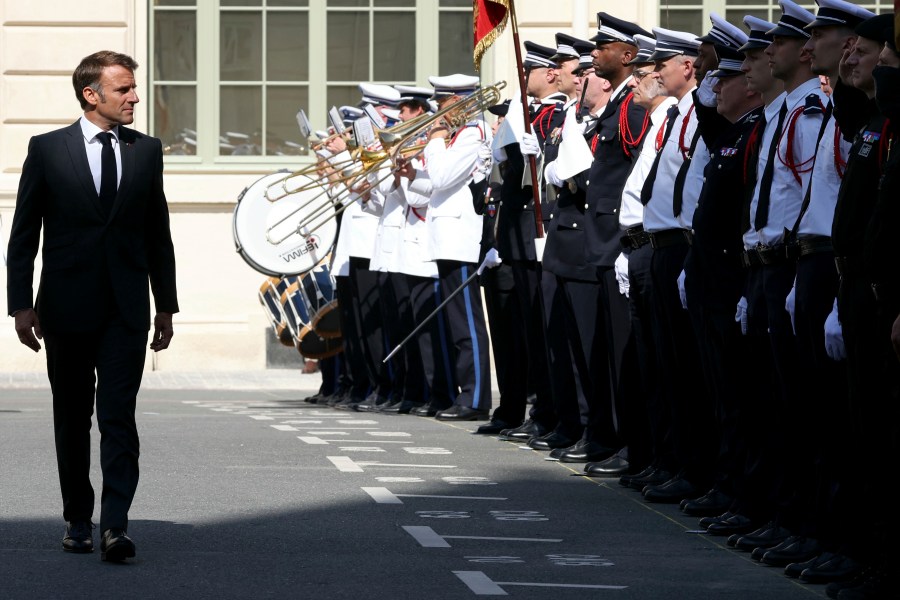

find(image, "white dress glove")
[824,299,846,361]
[735,297,749,335]
[697,75,719,108]
[614,252,630,298]
[477,247,503,275]
[677,269,687,310]
[472,141,493,184]
[785,285,796,335]
[544,160,564,188]
[519,132,541,157]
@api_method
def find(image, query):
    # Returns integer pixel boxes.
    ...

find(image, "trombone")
[265,81,506,244]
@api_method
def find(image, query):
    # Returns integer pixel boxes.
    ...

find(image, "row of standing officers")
[308,2,898,598]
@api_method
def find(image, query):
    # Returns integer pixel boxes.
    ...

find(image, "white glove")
[544,160,564,188]
[519,132,541,157]
[472,141,493,184]
[677,270,687,310]
[735,297,748,335]
[697,75,719,107]
[477,247,503,275]
[824,299,846,361]
[785,285,796,335]
[614,252,630,298]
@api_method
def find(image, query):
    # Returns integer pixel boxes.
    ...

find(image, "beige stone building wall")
[0,1,661,373]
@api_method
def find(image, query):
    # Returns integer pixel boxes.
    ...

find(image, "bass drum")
[233,171,339,276]
[298,260,341,339]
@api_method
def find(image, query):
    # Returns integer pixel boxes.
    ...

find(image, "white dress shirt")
[79,116,122,194]
[798,101,849,238]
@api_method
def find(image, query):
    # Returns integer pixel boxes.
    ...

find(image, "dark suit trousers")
[349,257,392,398]
[649,243,715,488]
[481,263,525,424]
[408,275,456,410]
[335,275,370,400]
[787,252,846,535]
[44,313,147,532]
[379,271,428,402]
[436,259,491,411]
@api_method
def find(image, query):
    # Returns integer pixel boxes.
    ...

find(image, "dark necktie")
[741,112,767,234]
[640,104,680,205]
[97,131,117,214]
[754,100,788,231]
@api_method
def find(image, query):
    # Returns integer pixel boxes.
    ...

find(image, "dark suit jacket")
[6,120,178,334]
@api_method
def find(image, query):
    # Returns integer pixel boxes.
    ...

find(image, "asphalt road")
[0,375,827,599]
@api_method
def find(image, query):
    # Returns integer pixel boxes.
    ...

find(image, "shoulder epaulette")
[803,93,825,115]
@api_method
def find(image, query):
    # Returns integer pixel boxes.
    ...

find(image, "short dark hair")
[72,51,139,110]
[399,98,430,113]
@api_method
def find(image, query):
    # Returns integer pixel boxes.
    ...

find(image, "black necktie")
[640,104,680,206]
[741,112,767,234]
[97,131,117,214]
[754,100,788,231]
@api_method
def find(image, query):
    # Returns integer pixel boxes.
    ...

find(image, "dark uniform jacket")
[6,121,179,334]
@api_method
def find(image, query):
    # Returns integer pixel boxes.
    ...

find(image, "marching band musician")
[410,74,493,421]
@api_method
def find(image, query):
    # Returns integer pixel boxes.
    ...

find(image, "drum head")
[233,172,338,276]
[297,331,343,360]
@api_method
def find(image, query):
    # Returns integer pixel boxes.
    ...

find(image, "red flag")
[473,0,509,71]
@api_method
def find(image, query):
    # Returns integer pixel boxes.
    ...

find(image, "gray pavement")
[0,375,827,599]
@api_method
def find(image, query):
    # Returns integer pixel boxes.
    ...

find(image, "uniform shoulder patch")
[803,93,824,115]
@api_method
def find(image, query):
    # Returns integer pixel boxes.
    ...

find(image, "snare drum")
[233,171,339,276]
[298,261,341,338]
[258,277,293,347]
[280,276,343,360]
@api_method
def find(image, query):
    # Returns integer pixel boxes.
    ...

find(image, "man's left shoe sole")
[101,544,136,562]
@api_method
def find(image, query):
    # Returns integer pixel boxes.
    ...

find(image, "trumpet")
[267,81,506,242]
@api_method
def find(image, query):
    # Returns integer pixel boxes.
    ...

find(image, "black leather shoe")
[761,536,823,568]
[100,529,135,563]
[643,475,703,504]
[627,467,672,491]
[302,394,320,404]
[585,455,629,477]
[698,511,734,530]
[356,394,391,412]
[475,419,517,434]
[734,521,792,552]
[706,513,757,536]
[548,445,573,460]
[680,489,733,517]
[377,400,403,413]
[800,553,862,584]
[333,395,362,411]
[785,552,834,578]
[558,440,616,463]
[830,565,887,600]
[435,406,490,421]
[527,431,578,451]
[619,465,655,488]
[412,404,439,417]
[498,419,548,441]
[63,520,94,553]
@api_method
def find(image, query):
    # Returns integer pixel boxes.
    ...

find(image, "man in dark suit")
[6,51,178,563]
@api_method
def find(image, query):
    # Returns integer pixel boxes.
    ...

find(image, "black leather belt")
[620,225,651,250]
[742,243,790,267]
[648,228,692,250]
[787,235,833,259]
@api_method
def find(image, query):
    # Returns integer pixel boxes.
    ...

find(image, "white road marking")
[249,416,274,420]
[355,462,456,469]
[327,456,364,472]
[339,447,386,452]
[337,420,378,424]
[497,582,627,590]
[453,571,507,595]
[327,439,412,444]
[271,425,298,431]
[367,431,412,437]
[280,420,323,424]
[181,401,200,404]
[443,535,562,542]
[375,477,424,483]
[362,487,403,504]
[402,526,451,548]
[397,494,507,501]
[297,436,328,445]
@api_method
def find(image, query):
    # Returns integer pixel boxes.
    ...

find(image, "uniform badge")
[486,203,497,218]
[720,147,738,157]
[859,143,872,158]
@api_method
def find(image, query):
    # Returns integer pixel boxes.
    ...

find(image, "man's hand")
[150,312,174,352]
[324,135,347,154]
[394,157,416,182]
[838,45,854,85]
[13,308,42,352]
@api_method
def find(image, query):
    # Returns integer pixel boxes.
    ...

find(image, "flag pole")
[508,0,545,238]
